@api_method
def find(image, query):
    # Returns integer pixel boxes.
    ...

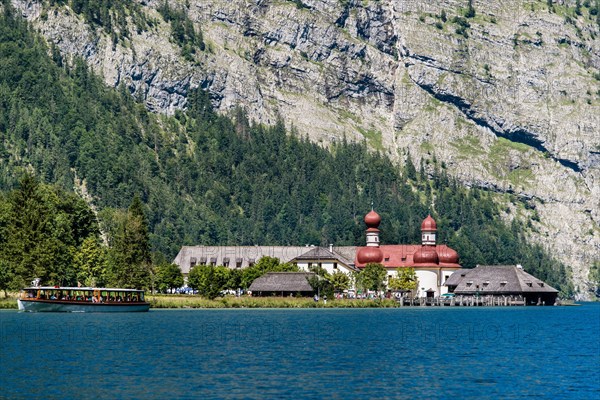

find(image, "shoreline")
[1,294,592,310]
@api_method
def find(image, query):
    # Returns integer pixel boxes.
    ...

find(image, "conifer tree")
[106,196,153,288]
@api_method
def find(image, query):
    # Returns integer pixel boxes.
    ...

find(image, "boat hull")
[17,299,150,313]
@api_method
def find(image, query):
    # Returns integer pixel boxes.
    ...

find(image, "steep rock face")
[12,0,600,297]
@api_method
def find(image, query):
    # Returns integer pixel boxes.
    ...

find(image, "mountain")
[8,0,600,297]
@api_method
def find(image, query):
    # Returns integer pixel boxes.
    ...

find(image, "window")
[190,257,197,268]
[333,263,338,269]
[384,257,390,262]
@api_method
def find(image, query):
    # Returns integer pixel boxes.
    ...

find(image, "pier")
[398,294,540,307]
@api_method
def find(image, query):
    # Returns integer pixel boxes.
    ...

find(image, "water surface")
[1,304,599,399]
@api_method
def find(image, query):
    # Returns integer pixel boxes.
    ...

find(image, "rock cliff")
[12,0,600,297]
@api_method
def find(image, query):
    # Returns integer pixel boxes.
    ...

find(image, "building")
[290,246,356,275]
[444,265,559,305]
[248,272,316,297]
[173,245,357,280]
[172,210,462,297]
[353,210,462,297]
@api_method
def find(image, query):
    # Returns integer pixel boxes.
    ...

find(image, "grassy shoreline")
[0,294,18,309]
[0,294,402,309]
[148,295,400,308]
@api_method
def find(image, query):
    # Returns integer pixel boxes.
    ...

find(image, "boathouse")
[248,272,316,297]
[445,265,559,305]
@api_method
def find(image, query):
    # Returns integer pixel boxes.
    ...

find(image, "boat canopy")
[21,287,144,292]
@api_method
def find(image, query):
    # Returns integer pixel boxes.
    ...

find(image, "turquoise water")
[1,305,599,399]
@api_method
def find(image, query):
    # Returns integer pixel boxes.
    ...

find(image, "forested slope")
[0,3,573,294]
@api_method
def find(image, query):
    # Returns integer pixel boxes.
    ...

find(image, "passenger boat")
[18,286,150,312]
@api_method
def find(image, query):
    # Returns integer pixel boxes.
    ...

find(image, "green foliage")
[50,0,150,43]
[73,236,106,287]
[291,0,308,9]
[388,267,417,292]
[154,263,184,293]
[440,10,447,22]
[188,264,229,299]
[157,1,205,60]
[306,265,333,298]
[241,256,298,289]
[105,196,153,289]
[0,259,14,297]
[357,263,387,293]
[329,271,351,292]
[464,0,476,18]
[452,16,470,38]
[0,174,99,289]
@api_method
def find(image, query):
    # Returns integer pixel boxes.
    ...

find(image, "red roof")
[421,215,437,231]
[364,210,381,228]
[354,244,461,269]
[356,246,384,264]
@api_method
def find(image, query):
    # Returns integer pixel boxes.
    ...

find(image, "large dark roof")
[249,272,315,292]
[446,265,558,294]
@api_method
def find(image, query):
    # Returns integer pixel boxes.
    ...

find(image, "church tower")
[421,215,437,246]
[364,209,381,247]
[357,209,383,264]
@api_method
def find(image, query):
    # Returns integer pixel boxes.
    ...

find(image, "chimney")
[329,244,333,252]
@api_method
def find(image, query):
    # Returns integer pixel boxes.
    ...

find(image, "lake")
[1,304,599,399]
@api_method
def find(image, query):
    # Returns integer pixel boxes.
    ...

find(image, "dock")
[397,294,548,307]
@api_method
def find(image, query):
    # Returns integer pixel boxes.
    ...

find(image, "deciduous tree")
[154,263,184,293]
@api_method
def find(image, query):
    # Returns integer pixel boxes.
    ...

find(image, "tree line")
[0,174,184,295]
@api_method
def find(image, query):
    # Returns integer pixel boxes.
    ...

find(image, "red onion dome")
[357,247,384,264]
[364,210,381,228]
[421,214,437,231]
[413,246,439,264]
[438,247,459,264]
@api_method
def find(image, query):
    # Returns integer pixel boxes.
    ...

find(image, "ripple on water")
[0,305,599,398]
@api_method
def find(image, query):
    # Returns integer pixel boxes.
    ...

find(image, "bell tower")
[421,215,437,246]
[364,210,381,247]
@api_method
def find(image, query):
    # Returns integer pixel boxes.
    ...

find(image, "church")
[354,210,461,297]
[173,210,462,297]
